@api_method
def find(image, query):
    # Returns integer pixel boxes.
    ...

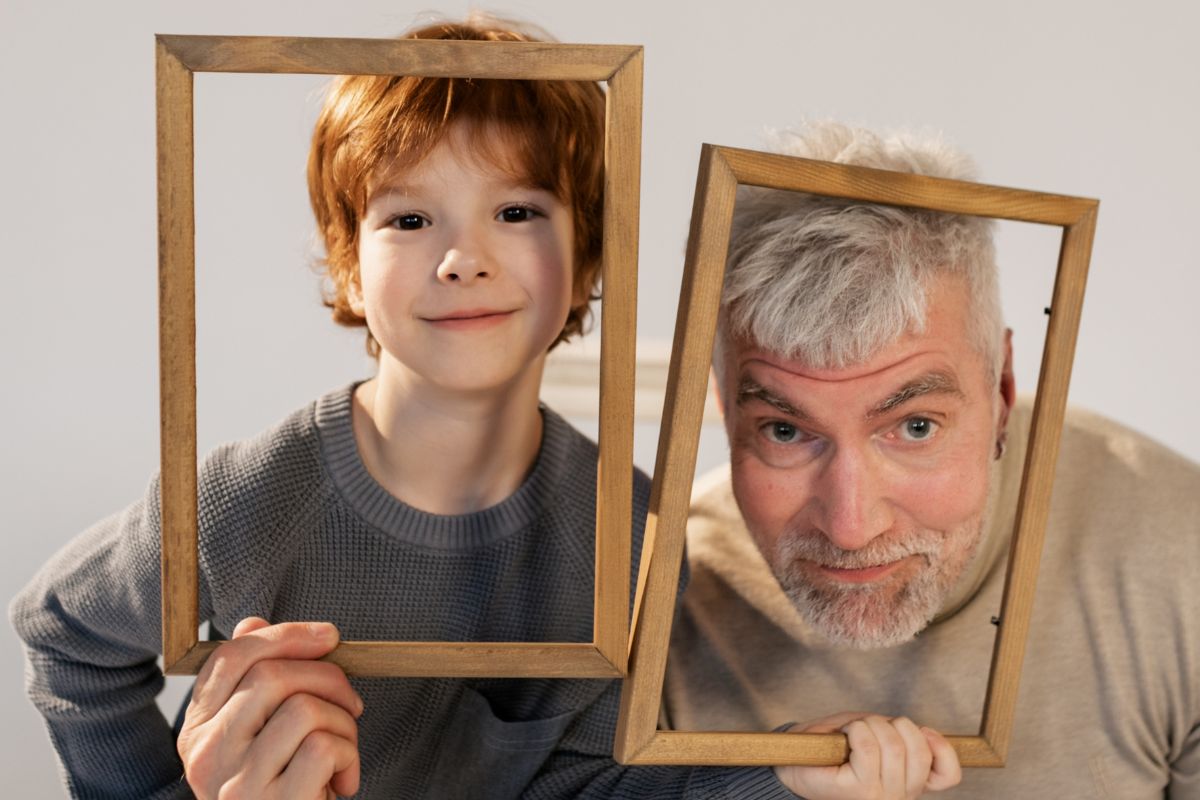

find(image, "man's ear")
[996,328,1016,433]
[710,366,727,421]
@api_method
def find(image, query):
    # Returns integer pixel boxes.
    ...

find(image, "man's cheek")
[894,465,988,529]
[731,460,799,548]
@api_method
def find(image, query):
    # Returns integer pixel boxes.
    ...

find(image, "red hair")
[307,19,606,356]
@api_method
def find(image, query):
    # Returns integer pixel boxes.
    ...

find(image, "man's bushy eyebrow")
[736,379,810,420]
[736,371,964,423]
[867,371,964,418]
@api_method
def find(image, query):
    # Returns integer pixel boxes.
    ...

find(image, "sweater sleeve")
[518,678,798,799]
[9,474,197,799]
[519,523,800,800]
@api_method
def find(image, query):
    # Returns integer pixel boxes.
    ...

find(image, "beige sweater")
[665,402,1200,798]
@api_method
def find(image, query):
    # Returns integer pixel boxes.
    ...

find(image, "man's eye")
[762,421,802,444]
[390,214,428,230]
[498,205,538,223]
[899,417,939,442]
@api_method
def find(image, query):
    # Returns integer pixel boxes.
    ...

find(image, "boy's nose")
[436,248,492,285]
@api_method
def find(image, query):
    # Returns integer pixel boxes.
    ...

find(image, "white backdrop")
[3,1,1198,794]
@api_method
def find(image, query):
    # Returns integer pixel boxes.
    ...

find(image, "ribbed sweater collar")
[313,383,572,549]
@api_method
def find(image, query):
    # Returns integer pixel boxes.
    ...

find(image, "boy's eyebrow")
[368,182,421,201]
[736,379,812,421]
[865,370,964,419]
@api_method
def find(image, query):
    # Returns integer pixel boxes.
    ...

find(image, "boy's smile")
[353,123,576,397]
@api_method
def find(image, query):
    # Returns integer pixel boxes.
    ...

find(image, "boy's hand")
[176,617,363,800]
[774,712,961,799]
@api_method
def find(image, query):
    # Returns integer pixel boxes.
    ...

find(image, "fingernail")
[355,694,365,716]
[308,622,335,640]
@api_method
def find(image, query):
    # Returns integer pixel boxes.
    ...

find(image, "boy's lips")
[422,308,516,329]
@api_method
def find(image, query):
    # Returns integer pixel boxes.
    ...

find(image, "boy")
[12,17,959,800]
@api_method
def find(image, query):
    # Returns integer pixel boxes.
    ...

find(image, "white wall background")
[3,0,1197,794]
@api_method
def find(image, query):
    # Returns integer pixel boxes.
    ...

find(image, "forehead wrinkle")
[736,378,812,421]
[866,370,965,419]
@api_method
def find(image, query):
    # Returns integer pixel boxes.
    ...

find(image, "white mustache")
[777,529,942,571]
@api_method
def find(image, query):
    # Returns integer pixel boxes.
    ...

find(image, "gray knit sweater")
[11,384,795,800]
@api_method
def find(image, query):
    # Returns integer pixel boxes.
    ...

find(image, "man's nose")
[436,243,494,285]
[812,447,893,551]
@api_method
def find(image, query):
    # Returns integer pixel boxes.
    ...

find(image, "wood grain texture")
[720,147,1096,226]
[620,732,1002,768]
[157,40,199,672]
[157,34,637,80]
[164,641,621,678]
[616,146,739,762]
[594,49,643,674]
[616,142,1099,768]
[981,207,1097,761]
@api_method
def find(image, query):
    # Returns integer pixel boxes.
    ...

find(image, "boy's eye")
[390,214,428,231]
[498,205,539,223]
[898,417,939,442]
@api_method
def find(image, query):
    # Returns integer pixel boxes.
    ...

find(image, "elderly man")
[663,123,1200,797]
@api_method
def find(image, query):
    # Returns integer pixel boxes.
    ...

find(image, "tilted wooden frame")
[615,145,1098,768]
[156,35,643,677]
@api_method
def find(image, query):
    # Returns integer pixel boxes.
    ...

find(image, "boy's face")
[354,125,576,394]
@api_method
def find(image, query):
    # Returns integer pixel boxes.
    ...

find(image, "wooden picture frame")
[156,35,643,677]
[615,144,1098,768]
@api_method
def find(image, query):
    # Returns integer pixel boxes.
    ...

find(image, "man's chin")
[781,580,938,650]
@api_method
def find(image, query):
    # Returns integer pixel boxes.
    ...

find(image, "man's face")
[719,275,1012,649]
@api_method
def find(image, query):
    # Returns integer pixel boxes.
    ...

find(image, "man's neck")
[351,359,546,516]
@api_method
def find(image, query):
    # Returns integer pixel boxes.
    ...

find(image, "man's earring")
[994,431,1008,461]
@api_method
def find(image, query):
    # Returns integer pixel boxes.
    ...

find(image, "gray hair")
[720,122,1004,377]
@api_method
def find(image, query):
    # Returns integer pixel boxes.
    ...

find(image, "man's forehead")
[735,345,945,384]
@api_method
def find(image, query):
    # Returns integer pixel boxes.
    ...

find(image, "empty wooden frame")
[615,145,1098,768]
[156,35,643,677]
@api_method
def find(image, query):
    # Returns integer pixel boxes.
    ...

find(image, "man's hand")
[176,617,364,800]
[774,712,961,799]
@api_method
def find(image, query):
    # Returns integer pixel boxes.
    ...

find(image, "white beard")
[773,515,985,650]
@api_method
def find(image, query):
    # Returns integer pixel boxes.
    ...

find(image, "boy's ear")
[571,259,599,308]
[347,279,366,318]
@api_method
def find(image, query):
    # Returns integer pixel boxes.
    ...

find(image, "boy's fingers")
[890,716,934,799]
[232,616,271,638]
[860,715,907,797]
[221,659,363,741]
[796,710,872,734]
[243,692,359,789]
[841,718,881,788]
[275,730,361,800]
[922,727,963,792]
[189,621,340,722]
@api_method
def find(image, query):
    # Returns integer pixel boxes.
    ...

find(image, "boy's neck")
[350,362,547,516]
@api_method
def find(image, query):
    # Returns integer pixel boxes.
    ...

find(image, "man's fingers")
[891,716,934,799]
[922,727,963,792]
[189,621,341,722]
[220,659,363,742]
[275,730,361,800]
[242,692,359,789]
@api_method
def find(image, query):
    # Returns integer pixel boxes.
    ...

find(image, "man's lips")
[807,554,920,585]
